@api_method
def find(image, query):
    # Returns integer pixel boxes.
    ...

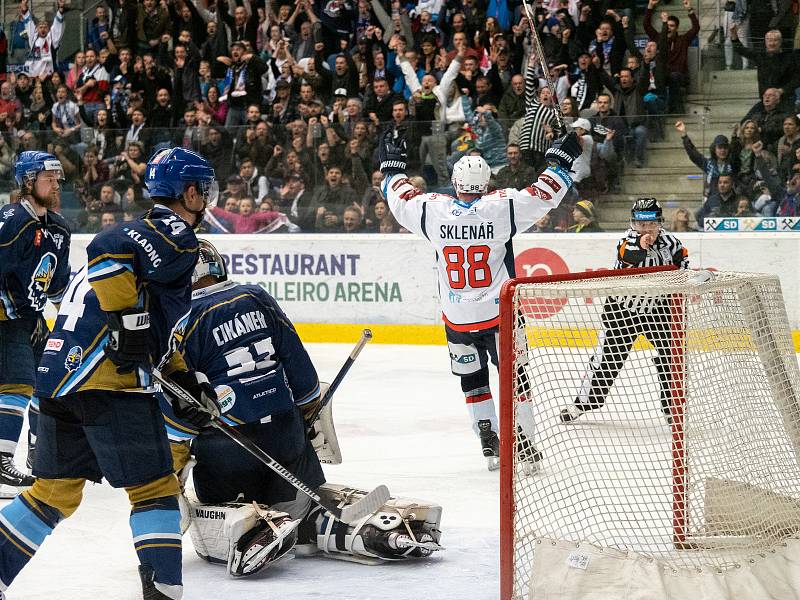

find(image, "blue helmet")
[15,151,64,188]
[144,147,218,203]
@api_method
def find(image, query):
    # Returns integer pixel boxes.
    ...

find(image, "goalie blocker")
[186,483,443,576]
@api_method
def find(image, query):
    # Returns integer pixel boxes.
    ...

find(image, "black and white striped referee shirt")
[614,228,689,270]
[612,228,689,313]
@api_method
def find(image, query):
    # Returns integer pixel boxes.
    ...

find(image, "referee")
[560,198,689,425]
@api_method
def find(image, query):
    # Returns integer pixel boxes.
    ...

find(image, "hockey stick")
[153,371,390,524]
[520,0,566,131]
[306,328,373,433]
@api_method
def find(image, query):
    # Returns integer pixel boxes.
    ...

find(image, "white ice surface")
[6,344,501,600]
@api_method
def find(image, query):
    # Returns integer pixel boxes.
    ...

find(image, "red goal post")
[498,266,800,600]
[498,265,679,600]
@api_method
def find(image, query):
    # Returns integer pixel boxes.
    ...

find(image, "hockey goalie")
[160,240,443,581]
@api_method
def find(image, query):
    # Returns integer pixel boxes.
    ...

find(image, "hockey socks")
[130,496,182,600]
[0,394,31,455]
[465,386,498,437]
[0,492,60,589]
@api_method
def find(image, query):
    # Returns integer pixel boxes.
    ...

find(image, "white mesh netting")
[506,269,800,600]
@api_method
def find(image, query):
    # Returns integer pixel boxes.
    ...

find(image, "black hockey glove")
[544,132,582,171]
[165,370,221,429]
[30,313,50,357]
[299,395,322,430]
[378,129,407,176]
[104,308,151,374]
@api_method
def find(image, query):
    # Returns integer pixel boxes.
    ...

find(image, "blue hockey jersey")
[35,205,198,398]
[162,281,320,441]
[0,200,71,320]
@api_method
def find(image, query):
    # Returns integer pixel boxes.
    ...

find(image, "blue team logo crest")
[27,252,57,312]
[64,346,83,372]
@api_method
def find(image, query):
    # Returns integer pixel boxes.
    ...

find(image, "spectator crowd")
[2,0,799,232]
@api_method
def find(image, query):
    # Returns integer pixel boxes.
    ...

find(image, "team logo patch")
[28,252,56,312]
[400,188,422,201]
[215,385,236,412]
[45,338,64,352]
[451,353,476,364]
[390,177,411,191]
[539,174,562,192]
[525,185,552,202]
[64,346,83,372]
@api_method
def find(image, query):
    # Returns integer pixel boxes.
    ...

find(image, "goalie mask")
[193,239,227,287]
[451,155,491,195]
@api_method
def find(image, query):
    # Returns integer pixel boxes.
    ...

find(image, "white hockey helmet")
[451,155,491,195]
[193,238,227,287]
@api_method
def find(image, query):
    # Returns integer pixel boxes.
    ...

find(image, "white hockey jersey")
[22,9,64,78]
[384,166,572,331]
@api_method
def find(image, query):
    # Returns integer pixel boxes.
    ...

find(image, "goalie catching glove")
[544,132,582,171]
[104,308,151,374]
[378,129,407,176]
[164,370,221,428]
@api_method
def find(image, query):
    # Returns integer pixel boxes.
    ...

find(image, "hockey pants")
[575,300,677,416]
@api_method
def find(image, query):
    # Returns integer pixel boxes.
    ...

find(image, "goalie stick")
[520,0,566,132]
[153,370,390,524]
[306,328,373,434]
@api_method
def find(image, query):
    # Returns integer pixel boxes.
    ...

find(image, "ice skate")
[478,419,499,471]
[0,452,34,498]
[559,403,585,423]
[516,428,542,476]
[138,565,175,600]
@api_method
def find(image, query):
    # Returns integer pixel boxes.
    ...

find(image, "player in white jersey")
[380,130,582,469]
[20,0,66,78]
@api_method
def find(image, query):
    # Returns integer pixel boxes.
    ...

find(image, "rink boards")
[60,232,800,349]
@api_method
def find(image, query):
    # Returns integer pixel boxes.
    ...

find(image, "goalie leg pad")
[309,383,342,465]
[296,483,444,564]
[186,499,300,577]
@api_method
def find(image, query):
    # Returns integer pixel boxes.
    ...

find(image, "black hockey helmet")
[631,197,663,223]
[192,239,227,287]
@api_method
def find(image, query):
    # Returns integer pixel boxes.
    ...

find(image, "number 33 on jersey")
[383,167,573,331]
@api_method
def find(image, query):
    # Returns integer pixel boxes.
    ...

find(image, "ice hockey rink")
[5,343,504,600]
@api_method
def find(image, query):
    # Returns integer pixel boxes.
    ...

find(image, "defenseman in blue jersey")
[0,147,222,600]
[0,152,70,493]
[164,241,443,577]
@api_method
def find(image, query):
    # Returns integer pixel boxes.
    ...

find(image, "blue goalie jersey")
[36,205,198,398]
[162,281,320,441]
[0,200,71,320]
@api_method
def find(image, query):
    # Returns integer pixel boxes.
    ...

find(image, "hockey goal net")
[499,266,800,600]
